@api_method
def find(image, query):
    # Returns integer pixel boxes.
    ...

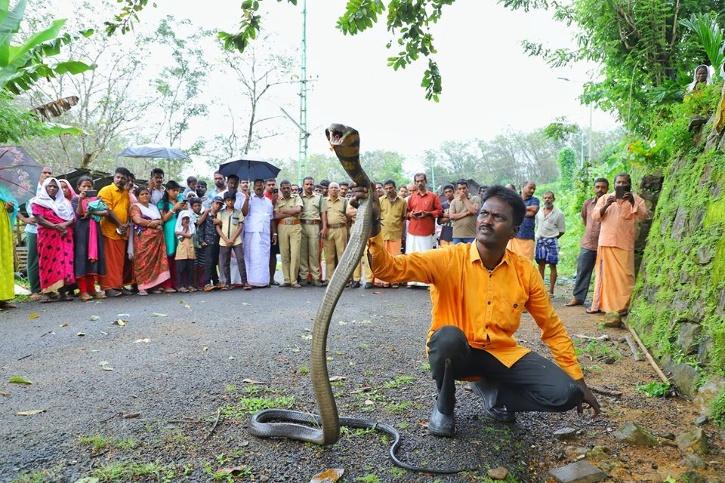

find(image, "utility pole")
[297,0,308,184]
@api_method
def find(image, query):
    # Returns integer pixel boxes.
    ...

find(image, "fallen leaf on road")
[89,315,100,321]
[310,468,345,483]
[364,399,374,406]
[121,412,140,419]
[242,302,250,306]
[99,361,114,371]
[113,319,126,326]
[228,356,235,360]
[202,346,208,352]
[16,409,46,416]
[28,312,40,320]
[350,386,372,394]
[77,332,85,337]
[328,376,346,382]
[372,291,382,294]
[117,313,130,318]
[100,331,108,336]
[300,334,312,340]
[133,338,150,344]
[242,378,265,384]
[151,312,167,317]
[59,323,69,327]
[337,320,347,325]
[183,304,191,309]
[215,467,248,477]
[9,375,32,385]
[0,391,10,397]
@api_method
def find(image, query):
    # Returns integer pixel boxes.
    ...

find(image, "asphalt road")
[1,284,596,482]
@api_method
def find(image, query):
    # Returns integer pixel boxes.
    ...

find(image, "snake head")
[325,124,359,147]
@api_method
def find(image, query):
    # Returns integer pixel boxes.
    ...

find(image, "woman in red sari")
[32,178,76,299]
[130,186,171,295]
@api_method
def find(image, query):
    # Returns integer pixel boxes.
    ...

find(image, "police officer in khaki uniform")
[299,176,328,286]
[275,180,304,287]
[324,182,353,280]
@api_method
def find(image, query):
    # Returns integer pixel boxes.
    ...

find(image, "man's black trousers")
[427,326,583,414]
[572,247,597,303]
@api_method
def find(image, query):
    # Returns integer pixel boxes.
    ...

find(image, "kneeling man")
[359,185,600,436]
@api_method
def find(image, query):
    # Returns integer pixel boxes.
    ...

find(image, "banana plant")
[0,0,94,95]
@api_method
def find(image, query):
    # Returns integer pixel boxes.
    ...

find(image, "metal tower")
[297,0,309,183]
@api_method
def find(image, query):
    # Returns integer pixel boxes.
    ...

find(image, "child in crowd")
[198,196,222,291]
[216,191,249,290]
[174,211,196,292]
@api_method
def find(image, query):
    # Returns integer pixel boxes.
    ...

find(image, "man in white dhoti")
[244,179,276,287]
[405,173,443,287]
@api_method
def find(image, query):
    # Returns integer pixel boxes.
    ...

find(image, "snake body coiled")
[249,124,470,474]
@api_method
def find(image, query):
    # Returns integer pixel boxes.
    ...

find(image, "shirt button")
[487,301,491,305]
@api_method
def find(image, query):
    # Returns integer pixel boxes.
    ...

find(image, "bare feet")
[565,298,583,307]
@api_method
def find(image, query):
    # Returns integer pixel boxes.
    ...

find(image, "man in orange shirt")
[98,167,132,297]
[356,185,600,437]
[588,173,649,315]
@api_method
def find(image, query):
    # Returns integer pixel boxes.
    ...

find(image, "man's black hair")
[265,178,276,183]
[115,167,132,178]
[189,198,202,206]
[383,179,396,188]
[303,176,314,183]
[280,179,291,186]
[186,176,197,184]
[223,191,236,201]
[150,167,164,177]
[480,185,526,228]
[413,172,427,182]
[253,178,264,184]
[227,174,240,182]
[339,181,350,187]
[594,177,609,186]
[197,180,207,187]
[442,184,454,191]
[320,179,330,187]
[456,179,468,187]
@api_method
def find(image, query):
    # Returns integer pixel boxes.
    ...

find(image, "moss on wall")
[628,88,725,397]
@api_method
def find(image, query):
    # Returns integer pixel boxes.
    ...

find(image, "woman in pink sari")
[32,178,76,299]
[130,186,171,295]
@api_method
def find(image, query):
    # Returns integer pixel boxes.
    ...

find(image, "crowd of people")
[0,165,648,315]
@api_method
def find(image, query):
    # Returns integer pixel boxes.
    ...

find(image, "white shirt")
[150,187,165,205]
[535,206,566,239]
[219,189,247,211]
[244,194,273,234]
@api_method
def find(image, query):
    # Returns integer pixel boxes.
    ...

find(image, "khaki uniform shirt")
[450,195,481,238]
[325,197,348,226]
[275,194,303,220]
[217,208,243,247]
[380,195,407,240]
[300,192,326,221]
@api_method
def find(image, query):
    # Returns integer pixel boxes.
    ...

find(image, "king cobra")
[249,124,471,474]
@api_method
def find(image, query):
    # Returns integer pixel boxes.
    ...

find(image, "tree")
[557,147,576,189]
[22,1,155,170]
[221,38,295,155]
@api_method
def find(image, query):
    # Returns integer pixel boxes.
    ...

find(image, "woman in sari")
[130,186,172,295]
[158,180,184,288]
[73,176,107,301]
[32,178,76,299]
[0,184,18,310]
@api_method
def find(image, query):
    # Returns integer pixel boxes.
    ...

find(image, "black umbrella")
[0,146,41,204]
[219,158,280,181]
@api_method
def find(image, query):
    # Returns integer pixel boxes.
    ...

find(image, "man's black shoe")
[427,405,455,437]
[349,281,361,288]
[472,379,516,423]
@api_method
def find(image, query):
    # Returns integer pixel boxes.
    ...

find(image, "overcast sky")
[52,0,619,175]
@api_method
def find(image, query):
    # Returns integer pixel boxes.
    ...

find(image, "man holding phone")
[405,173,443,287]
[588,173,649,315]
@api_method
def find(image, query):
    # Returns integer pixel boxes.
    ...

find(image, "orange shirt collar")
[468,241,512,271]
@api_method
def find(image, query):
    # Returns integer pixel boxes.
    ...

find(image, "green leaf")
[54,60,94,75]
[9,375,32,385]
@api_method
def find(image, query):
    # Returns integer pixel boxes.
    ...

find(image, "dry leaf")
[114,319,126,326]
[183,304,191,309]
[9,375,32,385]
[28,312,40,320]
[101,366,114,371]
[337,320,347,325]
[16,409,46,416]
[0,391,10,397]
[133,338,150,344]
[121,412,140,419]
[310,467,344,483]
[328,376,346,382]
[117,313,130,318]
[202,346,208,352]
[77,332,86,337]
[59,323,69,327]
[350,386,372,394]
[364,399,374,406]
[151,312,168,317]
[89,315,100,321]
[215,467,248,476]
[242,378,265,384]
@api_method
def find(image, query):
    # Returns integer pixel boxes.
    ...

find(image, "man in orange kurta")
[589,173,649,315]
[360,185,600,437]
[98,168,132,297]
